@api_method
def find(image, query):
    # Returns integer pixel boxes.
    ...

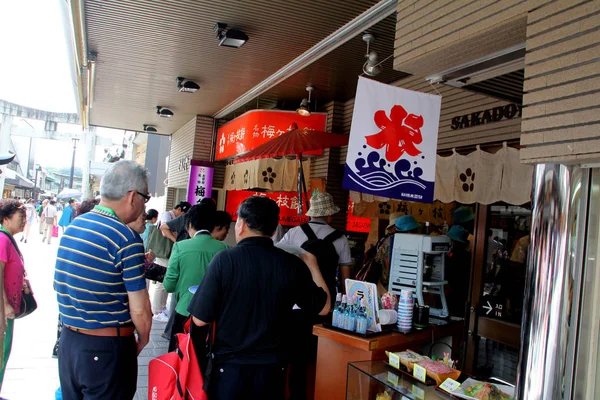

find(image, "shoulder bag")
[0,229,37,318]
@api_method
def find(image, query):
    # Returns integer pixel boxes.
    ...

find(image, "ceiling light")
[296,86,313,116]
[214,23,248,48]
[156,106,174,118]
[362,33,382,77]
[176,77,200,93]
[143,124,157,133]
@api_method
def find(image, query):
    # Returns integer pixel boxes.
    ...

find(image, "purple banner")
[187,162,214,205]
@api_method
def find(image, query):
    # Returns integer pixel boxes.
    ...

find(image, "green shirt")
[163,233,228,317]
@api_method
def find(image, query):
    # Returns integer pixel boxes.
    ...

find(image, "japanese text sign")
[216,110,327,160]
[187,161,214,205]
[225,190,308,226]
[343,77,441,203]
[346,197,371,233]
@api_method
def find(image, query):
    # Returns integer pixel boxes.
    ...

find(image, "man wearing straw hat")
[278,191,352,291]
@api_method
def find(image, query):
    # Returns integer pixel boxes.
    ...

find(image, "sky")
[0,0,77,113]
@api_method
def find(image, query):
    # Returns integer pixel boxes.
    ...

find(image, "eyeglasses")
[130,190,151,203]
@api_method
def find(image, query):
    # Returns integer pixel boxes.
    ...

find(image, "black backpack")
[300,224,344,307]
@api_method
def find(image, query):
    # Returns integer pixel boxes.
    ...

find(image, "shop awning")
[4,170,34,189]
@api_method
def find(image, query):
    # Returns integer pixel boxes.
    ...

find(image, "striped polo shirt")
[54,206,146,329]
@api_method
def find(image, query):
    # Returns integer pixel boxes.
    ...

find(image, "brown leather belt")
[65,325,135,337]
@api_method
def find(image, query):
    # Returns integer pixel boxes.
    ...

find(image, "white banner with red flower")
[343,77,441,203]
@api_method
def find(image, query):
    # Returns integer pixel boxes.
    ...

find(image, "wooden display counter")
[312,321,463,400]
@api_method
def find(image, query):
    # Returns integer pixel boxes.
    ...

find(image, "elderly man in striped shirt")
[54,160,152,400]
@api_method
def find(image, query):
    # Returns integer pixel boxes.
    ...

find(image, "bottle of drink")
[344,296,357,331]
[425,221,430,235]
[335,295,347,328]
[342,296,351,330]
[355,298,368,334]
[332,293,342,328]
[442,220,449,234]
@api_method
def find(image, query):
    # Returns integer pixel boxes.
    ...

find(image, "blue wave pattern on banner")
[343,150,434,202]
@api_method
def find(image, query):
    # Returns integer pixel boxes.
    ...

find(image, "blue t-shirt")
[54,206,146,329]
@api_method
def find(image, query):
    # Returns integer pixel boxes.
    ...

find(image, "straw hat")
[386,212,403,230]
[395,215,421,232]
[305,192,340,217]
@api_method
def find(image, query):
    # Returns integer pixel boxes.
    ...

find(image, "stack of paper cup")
[397,289,414,333]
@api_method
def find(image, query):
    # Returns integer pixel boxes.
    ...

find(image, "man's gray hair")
[100,160,149,201]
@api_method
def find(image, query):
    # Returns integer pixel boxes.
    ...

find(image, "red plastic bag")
[52,226,59,238]
[148,330,206,400]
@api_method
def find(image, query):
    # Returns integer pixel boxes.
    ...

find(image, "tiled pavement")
[2,227,169,400]
[134,321,169,400]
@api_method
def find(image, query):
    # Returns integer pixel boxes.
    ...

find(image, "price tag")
[387,371,399,386]
[413,364,427,383]
[439,378,461,393]
[389,352,400,369]
[412,384,425,399]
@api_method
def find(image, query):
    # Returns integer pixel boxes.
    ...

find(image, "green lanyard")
[0,225,11,238]
[94,205,118,218]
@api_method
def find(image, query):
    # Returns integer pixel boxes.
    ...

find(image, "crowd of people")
[3,160,342,400]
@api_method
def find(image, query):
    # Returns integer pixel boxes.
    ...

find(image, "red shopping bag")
[52,226,59,238]
[148,328,207,400]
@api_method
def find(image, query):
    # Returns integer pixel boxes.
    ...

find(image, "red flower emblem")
[365,105,424,162]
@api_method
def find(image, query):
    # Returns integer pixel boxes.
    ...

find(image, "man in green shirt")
[163,203,228,351]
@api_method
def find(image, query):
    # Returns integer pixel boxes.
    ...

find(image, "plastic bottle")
[442,220,449,234]
[355,298,368,334]
[335,295,347,328]
[332,293,342,328]
[344,296,357,331]
[425,221,430,235]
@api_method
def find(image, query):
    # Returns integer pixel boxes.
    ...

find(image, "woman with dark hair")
[0,199,27,390]
[163,203,227,351]
[141,209,158,248]
[74,198,100,218]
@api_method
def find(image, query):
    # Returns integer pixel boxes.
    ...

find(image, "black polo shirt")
[188,236,327,364]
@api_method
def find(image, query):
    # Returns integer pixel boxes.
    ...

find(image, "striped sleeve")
[117,234,147,292]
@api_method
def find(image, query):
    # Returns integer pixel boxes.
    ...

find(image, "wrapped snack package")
[381,292,398,310]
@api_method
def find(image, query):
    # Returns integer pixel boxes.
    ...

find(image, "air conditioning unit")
[426,44,525,88]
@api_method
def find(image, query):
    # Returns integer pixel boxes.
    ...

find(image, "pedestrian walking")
[20,199,35,244]
[41,200,58,244]
[54,160,152,399]
[188,196,331,399]
[0,200,27,392]
[58,199,75,233]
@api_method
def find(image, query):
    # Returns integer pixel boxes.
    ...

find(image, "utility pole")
[69,138,79,189]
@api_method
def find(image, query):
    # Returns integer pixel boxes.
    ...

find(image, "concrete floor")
[1,221,169,400]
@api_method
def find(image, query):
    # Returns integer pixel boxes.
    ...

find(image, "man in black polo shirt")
[188,196,330,399]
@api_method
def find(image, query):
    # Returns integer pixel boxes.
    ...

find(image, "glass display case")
[346,360,451,400]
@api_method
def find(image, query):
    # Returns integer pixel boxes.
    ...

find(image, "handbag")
[17,279,37,319]
[143,262,167,282]
[52,225,59,238]
[0,228,37,318]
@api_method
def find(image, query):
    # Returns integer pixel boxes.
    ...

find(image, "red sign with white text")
[346,198,371,233]
[225,190,309,226]
[216,110,327,160]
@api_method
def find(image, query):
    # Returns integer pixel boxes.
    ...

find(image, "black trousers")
[168,312,190,352]
[288,309,322,400]
[209,362,286,400]
[58,327,138,400]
